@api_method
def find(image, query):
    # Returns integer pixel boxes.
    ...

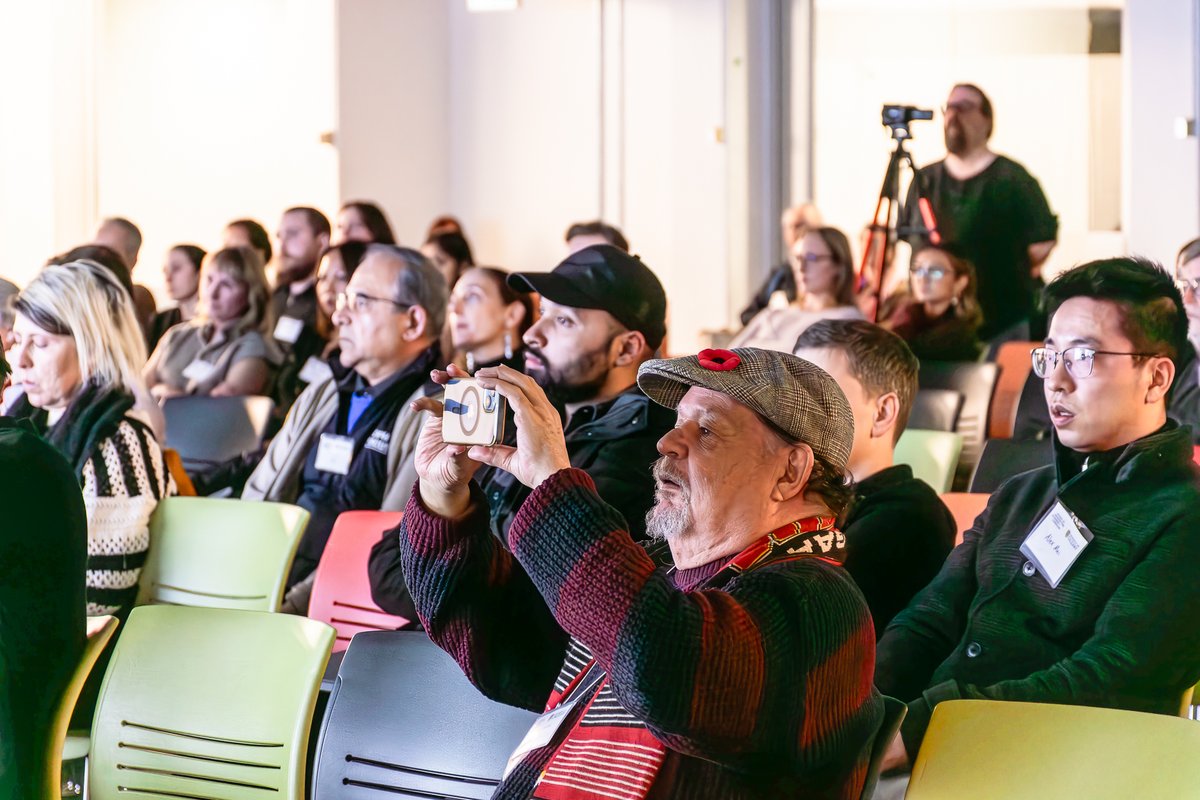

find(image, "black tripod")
[860,121,940,321]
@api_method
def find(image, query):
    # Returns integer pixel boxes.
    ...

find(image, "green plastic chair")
[138,496,309,611]
[906,699,1200,799]
[52,615,118,799]
[88,605,334,800]
[894,429,963,494]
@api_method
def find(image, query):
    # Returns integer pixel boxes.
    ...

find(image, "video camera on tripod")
[859,103,941,320]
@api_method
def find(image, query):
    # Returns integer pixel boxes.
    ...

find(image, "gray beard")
[645,458,694,541]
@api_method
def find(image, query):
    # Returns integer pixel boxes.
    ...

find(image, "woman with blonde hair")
[145,245,278,400]
[7,259,173,621]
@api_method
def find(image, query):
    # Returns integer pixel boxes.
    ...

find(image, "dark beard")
[944,122,966,156]
[525,339,614,405]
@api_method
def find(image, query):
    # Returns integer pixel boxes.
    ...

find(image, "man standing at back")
[796,319,956,634]
[871,257,1200,798]
[905,84,1057,340]
[368,244,674,615]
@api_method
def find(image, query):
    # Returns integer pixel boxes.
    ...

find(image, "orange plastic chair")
[162,447,196,496]
[309,511,409,652]
[939,492,989,546]
[988,341,1038,439]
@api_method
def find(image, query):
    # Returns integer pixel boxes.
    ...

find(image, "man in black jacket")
[796,320,956,636]
[871,257,1200,799]
[369,244,673,616]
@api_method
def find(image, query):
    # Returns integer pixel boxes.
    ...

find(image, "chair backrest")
[312,631,539,799]
[309,511,409,652]
[89,605,334,800]
[988,341,1038,439]
[918,361,999,488]
[908,389,963,433]
[894,429,963,494]
[905,699,1200,799]
[162,447,197,496]
[938,492,990,546]
[969,438,1053,493]
[139,496,309,611]
[859,696,907,800]
[162,394,275,470]
[45,615,118,797]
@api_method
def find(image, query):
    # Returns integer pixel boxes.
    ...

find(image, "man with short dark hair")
[796,319,956,634]
[871,257,1200,798]
[272,206,333,415]
[904,84,1057,340]
[397,347,882,798]
[243,245,447,600]
[368,245,675,616]
[564,219,629,253]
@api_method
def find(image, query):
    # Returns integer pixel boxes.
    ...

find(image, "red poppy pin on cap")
[697,349,740,371]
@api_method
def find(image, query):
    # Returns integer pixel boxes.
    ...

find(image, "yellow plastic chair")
[88,605,334,800]
[138,496,309,612]
[51,615,118,799]
[894,429,963,494]
[905,699,1200,799]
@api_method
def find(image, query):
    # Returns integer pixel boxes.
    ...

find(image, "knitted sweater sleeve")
[399,480,570,712]
[81,419,173,617]
[507,468,881,772]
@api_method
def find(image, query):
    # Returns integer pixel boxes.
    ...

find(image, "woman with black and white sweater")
[8,259,174,619]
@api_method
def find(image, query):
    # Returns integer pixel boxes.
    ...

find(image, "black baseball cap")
[508,244,668,349]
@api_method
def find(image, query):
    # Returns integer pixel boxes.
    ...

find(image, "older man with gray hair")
[243,244,447,600]
[397,347,883,799]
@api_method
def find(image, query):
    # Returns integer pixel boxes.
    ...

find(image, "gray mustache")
[652,458,689,494]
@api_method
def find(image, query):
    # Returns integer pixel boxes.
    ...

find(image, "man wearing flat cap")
[397,347,884,799]
[369,244,674,616]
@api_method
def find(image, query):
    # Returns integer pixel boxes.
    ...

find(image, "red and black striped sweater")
[399,468,883,799]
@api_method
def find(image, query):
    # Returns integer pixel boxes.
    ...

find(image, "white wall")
[1124,0,1198,264]
[95,0,338,299]
[809,1,1122,282]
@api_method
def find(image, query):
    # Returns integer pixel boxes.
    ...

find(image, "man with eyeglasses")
[868,257,1200,800]
[902,83,1057,341]
[242,244,447,605]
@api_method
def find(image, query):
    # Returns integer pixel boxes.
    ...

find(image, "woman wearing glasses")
[732,225,864,352]
[883,244,984,361]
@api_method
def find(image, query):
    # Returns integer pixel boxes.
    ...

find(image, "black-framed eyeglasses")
[942,101,980,115]
[335,290,411,314]
[1030,346,1161,380]
[1174,277,1200,294]
[911,266,949,281]
[795,253,834,266]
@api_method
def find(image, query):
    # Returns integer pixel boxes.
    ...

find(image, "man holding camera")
[397,347,882,798]
[368,244,674,617]
[904,83,1057,340]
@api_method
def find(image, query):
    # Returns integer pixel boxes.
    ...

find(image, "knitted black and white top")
[82,416,173,616]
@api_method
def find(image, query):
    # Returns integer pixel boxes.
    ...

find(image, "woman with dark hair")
[337,200,396,244]
[448,266,533,373]
[223,218,273,266]
[144,246,277,399]
[296,241,371,387]
[422,230,474,289]
[148,244,206,350]
[1176,237,1200,351]
[883,245,984,361]
[732,225,864,352]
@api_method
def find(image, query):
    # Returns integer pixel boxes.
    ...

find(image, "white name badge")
[1019,500,1094,588]
[273,315,304,344]
[298,356,333,385]
[181,359,218,384]
[502,694,584,780]
[313,433,355,475]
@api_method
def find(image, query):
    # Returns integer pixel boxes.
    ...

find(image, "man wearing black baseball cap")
[368,244,674,616]
[479,243,674,541]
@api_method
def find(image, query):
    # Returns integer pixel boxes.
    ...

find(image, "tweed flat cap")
[637,347,854,470]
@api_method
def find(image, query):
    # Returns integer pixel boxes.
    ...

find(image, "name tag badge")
[273,315,304,344]
[181,359,218,384]
[298,355,333,385]
[313,433,355,476]
[502,694,584,780]
[1019,500,1094,588]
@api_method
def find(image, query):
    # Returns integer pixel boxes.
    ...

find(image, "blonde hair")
[15,260,147,394]
[198,246,272,335]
